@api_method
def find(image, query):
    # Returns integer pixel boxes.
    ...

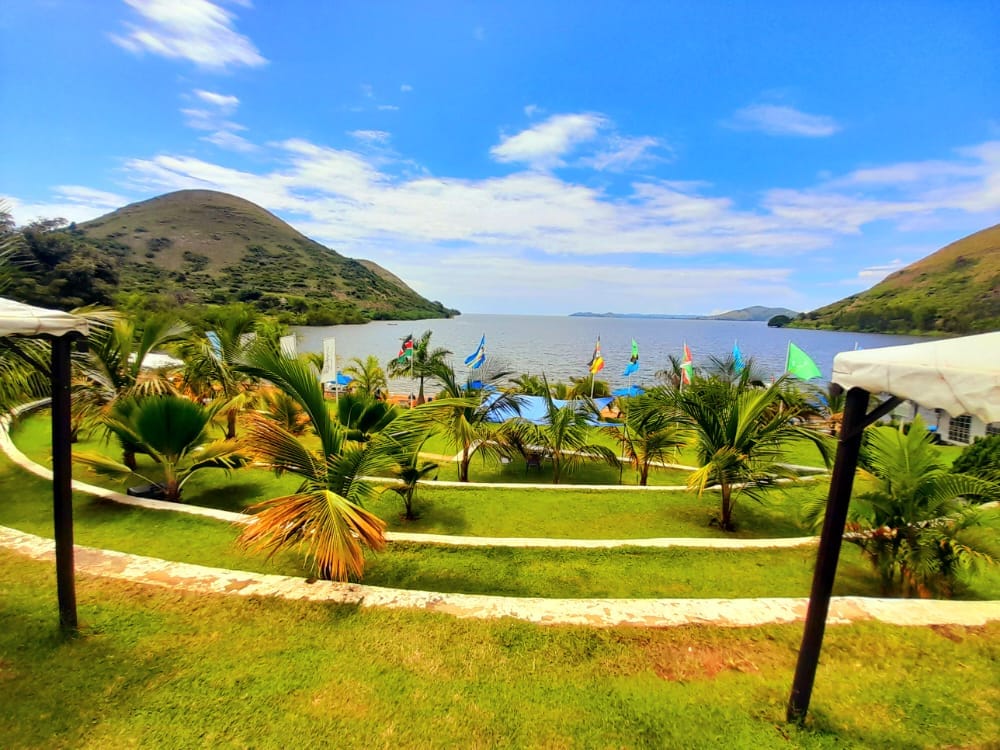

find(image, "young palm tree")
[342,355,388,398]
[334,391,398,443]
[412,364,522,482]
[258,388,310,435]
[386,329,450,404]
[604,394,686,485]
[236,347,405,581]
[74,395,245,502]
[673,372,831,530]
[509,372,547,396]
[388,436,439,520]
[180,307,262,440]
[807,417,999,597]
[568,374,610,398]
[74,312,188,466]
[511,382,618,484]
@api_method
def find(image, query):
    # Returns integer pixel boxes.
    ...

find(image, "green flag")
[786,342,822,380]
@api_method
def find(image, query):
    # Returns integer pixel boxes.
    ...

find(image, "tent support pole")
[51,335,77,633]
[786,387,873,722]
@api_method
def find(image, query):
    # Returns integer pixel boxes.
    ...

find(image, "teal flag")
[786,342,822,380]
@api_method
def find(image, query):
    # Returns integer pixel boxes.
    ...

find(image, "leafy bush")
[953,434,1000,480]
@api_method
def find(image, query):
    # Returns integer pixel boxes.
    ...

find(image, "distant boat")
[387,323,398,326]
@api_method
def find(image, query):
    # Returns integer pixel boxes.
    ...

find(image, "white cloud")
[491,113,607,168]
[400,84,413,93]
[584,135,670,172]
[360,83,375,99]
[377,104,400,112]
[194,89,239,112]
[348,130,391,144]
[111,0,267,71]
[202,130,257,152]
[727,104,841,137]
[524,104,542,118]
[858,259,905,279]
[55,185,131,210]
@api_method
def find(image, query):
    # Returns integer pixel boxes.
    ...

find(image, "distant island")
[570,306,799,322]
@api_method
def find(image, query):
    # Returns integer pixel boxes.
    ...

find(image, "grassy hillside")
[793,223,1000,334]
[71,190,456,324]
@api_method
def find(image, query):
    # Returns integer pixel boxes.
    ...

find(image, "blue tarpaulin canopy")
[611,385,645,397]
[482,394,614,425]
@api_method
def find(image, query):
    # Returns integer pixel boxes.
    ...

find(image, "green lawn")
[6,411,998,600]
[2,550,998,749]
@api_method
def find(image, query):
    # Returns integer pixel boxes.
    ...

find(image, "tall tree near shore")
[342,355,388,398]
[386,329,450,404]
[604,394,686,486]
[672,372,831,530]
[411,363,522,482]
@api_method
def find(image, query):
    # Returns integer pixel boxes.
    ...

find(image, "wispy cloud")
[858,259,905,279]
[727,104,841,137]
[400,84,413,93]
[349,130,391,144]
[111,0,266,71]
[491,113,607,168]
[377,104,400,112]
[180,88,254,152]
[583,135,671,172]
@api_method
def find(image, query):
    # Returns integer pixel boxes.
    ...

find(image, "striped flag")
[681,342,694,385]
[588,337,605,374]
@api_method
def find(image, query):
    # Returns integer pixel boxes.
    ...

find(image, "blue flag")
[733,340,745,373]
[206,330,222,358]
[464,335,486,369]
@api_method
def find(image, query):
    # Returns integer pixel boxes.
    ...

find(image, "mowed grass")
[2,550,998,749]
[7,411,999,600]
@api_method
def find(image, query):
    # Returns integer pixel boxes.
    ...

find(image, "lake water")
[295,315,926,393]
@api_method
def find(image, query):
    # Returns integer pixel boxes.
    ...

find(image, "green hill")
[792,223,1000,335]
[67,190,456,324]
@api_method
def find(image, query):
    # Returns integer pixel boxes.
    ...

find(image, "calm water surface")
[296,315,926,392]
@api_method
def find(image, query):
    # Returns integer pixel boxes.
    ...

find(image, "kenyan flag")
[396,334,414,363]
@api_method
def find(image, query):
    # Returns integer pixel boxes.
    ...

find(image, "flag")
[622,338,639,376]
[733,340,745,373]
[319,337,337,382]
[279,334,297,358]
[396,334,414,363]
[786,342,822,380]
[681,342,694,385]
[464,335,486,369]
[588,337,605,374]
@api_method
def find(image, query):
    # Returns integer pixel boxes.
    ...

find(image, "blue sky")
[2,1,998,316]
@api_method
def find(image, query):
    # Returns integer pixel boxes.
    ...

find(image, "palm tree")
[75,312,188,466]
[655,353,686,389]
[342,355,388,398]
[258,388,310,435]
[334,391,398,443]
[510,372,547,396]
[568,374,610,398]
[386,329,450,404]
[179,307,262,440]
[510,382,618,484]
[236,346,405,581]
[673,372,831,530]
[604,394,686,485]
[807,416,999,597]
[412,363,522,482]
[388,436,439,520]
[73,395,244,502]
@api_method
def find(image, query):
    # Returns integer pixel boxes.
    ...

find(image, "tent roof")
[0,297,89,338]
[831,331,1000,424]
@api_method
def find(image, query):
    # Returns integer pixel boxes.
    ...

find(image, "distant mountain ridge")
[571,306,797,322]
[792,223,1000,335]
[73,190,457,325]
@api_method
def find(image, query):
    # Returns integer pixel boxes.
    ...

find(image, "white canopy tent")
[788,331,1000,722]
[0,297,89,631]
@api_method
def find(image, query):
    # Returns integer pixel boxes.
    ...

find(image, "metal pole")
[786,386,869,722]
[50,335,77,633]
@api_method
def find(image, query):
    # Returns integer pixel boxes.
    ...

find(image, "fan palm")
[807,417,999,596]
[342,355,388,398]
[334,391,398,443]
[236,347,405,581]
[604,394,686,485]
[673,372,831,530]
[386,329,450,404]
[73,395,245,502]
